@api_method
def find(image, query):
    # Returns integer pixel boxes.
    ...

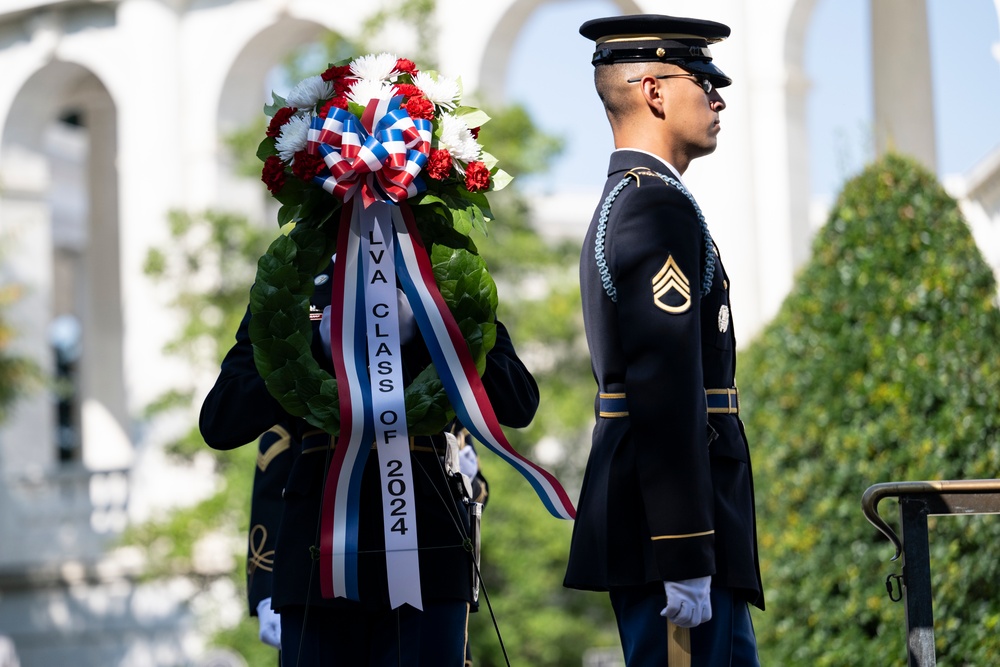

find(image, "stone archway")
[471,0,643,104]
[214,16,339,220]
[1,61,129,475]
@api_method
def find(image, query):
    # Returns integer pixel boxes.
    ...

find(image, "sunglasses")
[626,73,714,94]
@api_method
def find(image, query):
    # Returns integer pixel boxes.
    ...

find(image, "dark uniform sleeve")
[200,306,287,450]
[246,425,294,615]
[480,320,539,428]
[612,183,715,582]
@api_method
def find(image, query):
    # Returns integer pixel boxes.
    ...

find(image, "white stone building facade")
[0,0,997,664]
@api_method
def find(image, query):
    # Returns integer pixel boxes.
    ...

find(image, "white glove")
[320,305,333,354]
[661,577,712,628]
[318,289,415,356]
[458,443,479,479]
[396,288,416,345]
[256,597,281,648]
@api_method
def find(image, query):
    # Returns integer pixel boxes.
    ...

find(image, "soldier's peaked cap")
[580,14,732,87]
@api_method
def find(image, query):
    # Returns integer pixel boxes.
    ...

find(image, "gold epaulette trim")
[624,167,661,186]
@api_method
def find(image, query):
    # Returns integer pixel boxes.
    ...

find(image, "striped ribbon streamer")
[319,202,374,601]
[362,203,422,610]
[391,205,577,521]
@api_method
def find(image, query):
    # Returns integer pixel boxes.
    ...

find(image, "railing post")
[898,496,935,666]
[861,479,1000,666]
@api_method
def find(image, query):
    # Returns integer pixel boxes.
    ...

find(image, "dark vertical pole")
[899,496,936,666]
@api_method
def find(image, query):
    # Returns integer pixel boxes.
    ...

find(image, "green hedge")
[740,153,1000,665]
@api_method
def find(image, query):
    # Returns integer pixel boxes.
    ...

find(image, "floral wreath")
[251,53,511,436]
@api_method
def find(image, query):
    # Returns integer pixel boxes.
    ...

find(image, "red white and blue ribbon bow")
[309,97,432,206]
[316,97,576,610]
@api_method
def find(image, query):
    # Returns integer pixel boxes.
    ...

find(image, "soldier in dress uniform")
[564,14,764,666]
[203,258,536,666]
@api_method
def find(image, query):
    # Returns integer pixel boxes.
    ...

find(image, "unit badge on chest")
[651,255,692,314]
[718,304,730,333]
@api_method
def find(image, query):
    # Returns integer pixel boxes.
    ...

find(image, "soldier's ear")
[640,77,666,116]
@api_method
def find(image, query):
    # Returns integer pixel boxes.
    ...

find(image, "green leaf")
[491,169,514,192]
[256,137,278,161]
[277,203,302,227]
[264,94,288,117]
[452,106,491,129]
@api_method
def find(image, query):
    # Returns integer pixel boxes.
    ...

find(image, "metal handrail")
[861,479,1000,560]
[861,479,1000,666]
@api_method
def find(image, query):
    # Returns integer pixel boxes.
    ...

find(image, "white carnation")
[413,71,460,109]
[285,75,333,110]
[350,52,400,81]
[275,113,311,162]
[438,113,481,165]
[347,79,396,106]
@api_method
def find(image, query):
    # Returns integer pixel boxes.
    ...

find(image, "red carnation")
[394,83,421,100]
[320,97,349,116]
[464,161,490,192]
[266,106,297,138]
[426,149,452,181]
[333,77,357,97]
[470,127,480,139]
[395,58,418,75]
[403,96,435,121]
[321,64,353,81]
[291,150,325,181]
[261,155,287,194]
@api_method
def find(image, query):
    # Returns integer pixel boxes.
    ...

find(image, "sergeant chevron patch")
[652,255,692,314]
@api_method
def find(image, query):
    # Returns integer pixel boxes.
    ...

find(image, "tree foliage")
[740,153,1000,665]
[0,274,38,425]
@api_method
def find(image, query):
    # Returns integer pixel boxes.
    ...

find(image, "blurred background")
[0,0,998,665]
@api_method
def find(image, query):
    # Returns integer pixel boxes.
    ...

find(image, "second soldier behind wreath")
[564,14,764,666]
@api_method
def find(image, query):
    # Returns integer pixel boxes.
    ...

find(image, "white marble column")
[871,0,937,169]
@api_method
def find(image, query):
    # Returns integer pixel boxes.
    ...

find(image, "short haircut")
[594,62,678,127]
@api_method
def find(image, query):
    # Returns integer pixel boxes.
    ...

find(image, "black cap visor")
[677,59,732,88]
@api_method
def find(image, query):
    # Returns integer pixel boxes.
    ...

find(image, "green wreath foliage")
[249,194,499,437]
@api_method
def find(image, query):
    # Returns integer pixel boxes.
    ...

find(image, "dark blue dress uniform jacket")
[246,425,293,616]
[202,261,538,611]
[564,150,763,610]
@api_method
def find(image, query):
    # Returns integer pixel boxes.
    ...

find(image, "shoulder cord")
[594,171,717,302]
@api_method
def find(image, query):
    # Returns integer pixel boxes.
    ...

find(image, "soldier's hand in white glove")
[256,597,281,649]
[320,305,333,356]
[318,289,415,355]
[661,577,712,628]
[396,288,416,345]
[458,443,479,479]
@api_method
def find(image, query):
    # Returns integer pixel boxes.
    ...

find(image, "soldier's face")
[658,68,726,159]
